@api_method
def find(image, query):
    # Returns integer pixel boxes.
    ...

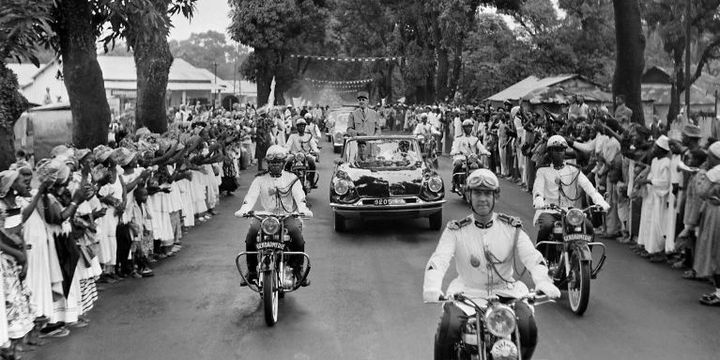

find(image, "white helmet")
[265,145,288,162]
[547,135,568,149]
[304,113,312,119]
[466,169,500,193]
[296,118,307,126]
[462,119,474,127]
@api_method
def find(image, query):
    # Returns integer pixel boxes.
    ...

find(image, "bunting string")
[303,78,373,85]
[291,54,402,63]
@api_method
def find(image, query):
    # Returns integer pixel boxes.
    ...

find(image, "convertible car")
[329,135,446,232]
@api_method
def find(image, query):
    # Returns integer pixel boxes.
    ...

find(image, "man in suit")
[347,90,381,136]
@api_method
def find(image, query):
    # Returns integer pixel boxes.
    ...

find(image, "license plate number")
[374,198,404,205]
[564,234,592,241]
[256,241,284,250]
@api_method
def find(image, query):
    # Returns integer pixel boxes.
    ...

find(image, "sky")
[169,0,233,41]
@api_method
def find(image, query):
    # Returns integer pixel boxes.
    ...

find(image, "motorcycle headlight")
[261,217,281,235]
[295,153,306,162]
[333,179,350,195]
[484,304,516,338]
[566,209,584,227]
[428,176,443,193]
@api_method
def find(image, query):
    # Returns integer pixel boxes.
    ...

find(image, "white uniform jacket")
[532,163,606,224]
[285,132,319,155]
[450,135,490,157]
[237,171,311,215]
[423,214,552,299]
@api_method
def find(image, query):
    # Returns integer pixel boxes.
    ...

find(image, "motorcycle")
[287,152,319,195]
[235,211,311,326]
[452,153,484,201]
[535,204,607,315]
[417,134,439,168]
[433,291,552,360]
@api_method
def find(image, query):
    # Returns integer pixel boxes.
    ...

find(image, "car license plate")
[374,198,404,206]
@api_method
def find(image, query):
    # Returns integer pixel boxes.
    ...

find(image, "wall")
[21,63,69,105]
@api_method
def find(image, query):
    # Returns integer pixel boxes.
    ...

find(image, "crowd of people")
[0,103,301,359]
[3,92,720,358]
[402,95,720,308]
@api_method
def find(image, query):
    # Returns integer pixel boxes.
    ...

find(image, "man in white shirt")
[423,169,560,359]
[532,136,610,261]
[390,140,419,163]
[285,118,319,187]
[235,145,313,285]
[451,120,490,190]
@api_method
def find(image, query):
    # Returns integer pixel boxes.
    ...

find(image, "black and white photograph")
[1,0,720,359]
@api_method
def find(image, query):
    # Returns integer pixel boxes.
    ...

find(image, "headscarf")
[707,164,720,183]
[93,145,114,163]
[0,170,19,198]
[36,158,70,184]
[602,137,621,163]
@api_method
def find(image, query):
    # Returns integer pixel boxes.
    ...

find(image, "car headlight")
[295,153,306,162]
[484,304,516,338]
[333,179,350,195]
[566,209,584,226]
[427,176,443,193]
[261,217,281,235]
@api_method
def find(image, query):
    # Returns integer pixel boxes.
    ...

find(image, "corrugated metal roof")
[7,63,44,87]
[486,74,578,101]
[641,83,715,105]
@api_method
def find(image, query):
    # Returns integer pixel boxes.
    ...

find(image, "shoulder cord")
[558,167,583,202]
[484,227,526,284]
[274,177,301,213]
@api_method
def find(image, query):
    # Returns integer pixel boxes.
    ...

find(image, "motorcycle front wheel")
[567,252,591,316]
[263,269,279,326]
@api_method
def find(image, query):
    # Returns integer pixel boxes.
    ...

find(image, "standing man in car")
[347,90,381,136]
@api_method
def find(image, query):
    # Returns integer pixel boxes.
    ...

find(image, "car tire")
[334,212,346,232]
[429,210,443,231]
[333,145,341,154]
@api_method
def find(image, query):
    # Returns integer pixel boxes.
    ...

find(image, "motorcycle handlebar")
[241,211,306,220]
[436,291,551,305]
[540,204,603,214]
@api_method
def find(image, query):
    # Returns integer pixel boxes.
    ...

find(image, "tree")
[644,0,720,123]
[612,0,645,124]
[104,0,196,133]
[0,0,54,169]
[229,0,330,106]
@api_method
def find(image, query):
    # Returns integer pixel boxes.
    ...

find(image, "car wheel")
[429,210,443,230]
[334,212,346,232]
[333,145,341,154]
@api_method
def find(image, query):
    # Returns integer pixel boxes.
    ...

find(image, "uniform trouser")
[536,213,594,263]
[435,301,538,360]
[245,217,305,275]
[526,158,536,192]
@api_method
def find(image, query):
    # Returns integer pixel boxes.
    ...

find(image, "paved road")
[30,136,720,360]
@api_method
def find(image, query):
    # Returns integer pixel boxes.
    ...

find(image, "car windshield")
[334,113,349,131]
[344,139,421,168]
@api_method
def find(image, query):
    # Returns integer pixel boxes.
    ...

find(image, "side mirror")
[334,158,344,165]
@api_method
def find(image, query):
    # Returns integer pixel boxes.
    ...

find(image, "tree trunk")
[436,47,449,102]
[56,0,111,149]
[386,63,394,103]
[612,0,645,125]
[254,50,274,107]
[134,39,173,133]
[668,50,684,123]
[0,64,29,170]
[448,39,463,101]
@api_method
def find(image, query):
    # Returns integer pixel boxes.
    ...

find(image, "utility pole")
[213,60,218,111]
[685,0,692,122]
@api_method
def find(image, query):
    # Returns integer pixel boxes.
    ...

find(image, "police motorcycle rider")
[235,145,313,286]
[285,118,319,188]
[303,112,323,150]
[450,119,491,192]
[532,135,610,262]
[414,114,440,153]
[390,140,419,163]
[423,169,561,360]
